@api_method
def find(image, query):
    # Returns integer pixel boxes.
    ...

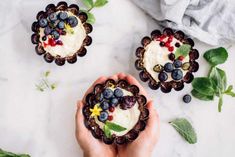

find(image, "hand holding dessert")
[75,73,160,157]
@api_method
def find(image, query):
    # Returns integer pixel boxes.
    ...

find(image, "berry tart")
[31,2,93,66]
[83,79,149,145]
[135,28,199,93]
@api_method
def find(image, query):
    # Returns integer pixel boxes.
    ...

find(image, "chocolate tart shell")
[135,28,199,93]
[31,1,93,66]
[82,79,149,145]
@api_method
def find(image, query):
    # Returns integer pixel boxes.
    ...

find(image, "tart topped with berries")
[135,28,199,93]
[31,2,92,66]
[83,79,149,145]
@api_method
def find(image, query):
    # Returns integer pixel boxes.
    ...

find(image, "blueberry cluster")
[38,11,78,41]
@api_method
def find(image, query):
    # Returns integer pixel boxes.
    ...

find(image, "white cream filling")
[39,11,86,58]
[143,37,189,82]
[95,88,140,137]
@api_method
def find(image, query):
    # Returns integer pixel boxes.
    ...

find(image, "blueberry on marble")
[114,88,123,98]
[158,72,168,82]
[183,94,191,103]
[67,16,78,27]
[58,12,68,20]
[110,97,119,106]
[171,69,183,80]
[98,111,108,122]
[173,60,182,68]
[100,101,109,110]
[44,26,52,35]
[164,62,174,72]
[39,18,48,28]
[49,13,58,22]
[103,88,114,99]
[57,21,65,29]
[51,30,60,40]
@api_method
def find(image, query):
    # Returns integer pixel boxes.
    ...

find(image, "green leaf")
[203,47,228,66]
[209,67,227,94]
[94,0,108,7]
[103,125,111,138]
[169,118,197,144]
[105,121,126,132]
[0,148,30,157]
[192,77,215,96]
[224,85,235,97]
[218,95,223,112]
[175,44,191,59]
[80,10,96,24]
[44,71,50,77]
[81,0,94,9]
[191,89,214,101]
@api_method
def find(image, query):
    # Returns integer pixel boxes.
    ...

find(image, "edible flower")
[90,104,102,117]
[65,23,74,34]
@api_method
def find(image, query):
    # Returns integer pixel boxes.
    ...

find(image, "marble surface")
[0,0,235,157]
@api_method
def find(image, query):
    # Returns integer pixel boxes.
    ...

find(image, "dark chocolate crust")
[83,79,149,145]
[31,1,93,66]
[135,28,199,93]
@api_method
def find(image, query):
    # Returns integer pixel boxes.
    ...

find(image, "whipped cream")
[143,37,189,82]
[95,88,140,137]
[39,11,86,58]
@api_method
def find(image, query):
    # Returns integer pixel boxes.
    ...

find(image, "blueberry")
[51,30,60,40]
[120,96,137,110]
[110,97,119,106]
[183,94,191,103]
[158,72,168,82]
[98,111,108,122]
[44,26,52,35]
[168,53,175,61]
[159,42,165,47]
[102,88,113,99]
[67,16,78,27]
[57,21,65,29]
[58,12,68,20]
[175,42,180,47]
[171,69,183,80]
[42,36,47,41]
[173,60,182,68]
[114,88,123,98]
[100,101,109,110]
[49,13,58,22]
[164,62,174,72]
[39,18,48,28]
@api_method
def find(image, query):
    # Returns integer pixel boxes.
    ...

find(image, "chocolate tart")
[135,28,199,93]
[83,79,149,145]
[31,1,93,66]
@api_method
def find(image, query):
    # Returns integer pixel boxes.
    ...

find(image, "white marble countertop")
[1,0,235,157]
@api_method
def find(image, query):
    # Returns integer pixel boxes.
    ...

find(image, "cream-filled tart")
[31,2,92,66]
[83,79,149,145]
[135,28,199,93]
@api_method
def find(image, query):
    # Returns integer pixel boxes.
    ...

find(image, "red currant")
[178,56,184,61]
[109,107,115,112]
[165,42,171,47]
[168,46,174,52]
[108,115,113,121]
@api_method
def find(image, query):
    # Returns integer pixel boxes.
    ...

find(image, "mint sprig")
[0,148,30,157]
[81,0,108,24]
[169,118,197,144]
[35,70,57,92]
[191,47,235,112]
[175,44,191,59]
[103,121,127,138]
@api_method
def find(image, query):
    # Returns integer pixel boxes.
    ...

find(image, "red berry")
[167,36,173,42]
[108,115,113,121]
[159,35,166,41]
[165,42,171,47]
[178,56,184,61]
[109,107,115,112]
[168,46,174,52]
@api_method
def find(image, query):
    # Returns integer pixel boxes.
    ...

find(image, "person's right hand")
[117,75,160,157]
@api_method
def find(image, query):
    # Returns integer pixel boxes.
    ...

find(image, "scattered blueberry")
[168,53,175,61]
[100,101,109,110]
[158,72,168,82]
[58,12,68,20]
[114,88,123,98]
[110,97,119,106]
[51,30,60,40]
[102,88,114,99]
[57,21,65,29]
[183,94,191,103]
[42,36,47,41]
[164,62,174,72]
[98,111,108,122]
[173,60,182,68]
[159,42,165,47]
[171,69,183,80]
[67,16,78,27]
[44,26,52,35]
[49,13,58,22]
[39,18,48,28]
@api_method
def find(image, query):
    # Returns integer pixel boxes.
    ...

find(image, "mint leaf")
[175,44,191,59]
[103,125,111,138]
[218,95,223,112]
[94,0,108,7]
[0,148,30,157]
[203,47,228,66]
[81,0,94,9]
[191,89,214,101]
[224,85,235,97]
[80,10,96,24]
[169,118,197,144]
[192,77,215,96]
[209,67,227,94]
[105,121,126,132]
